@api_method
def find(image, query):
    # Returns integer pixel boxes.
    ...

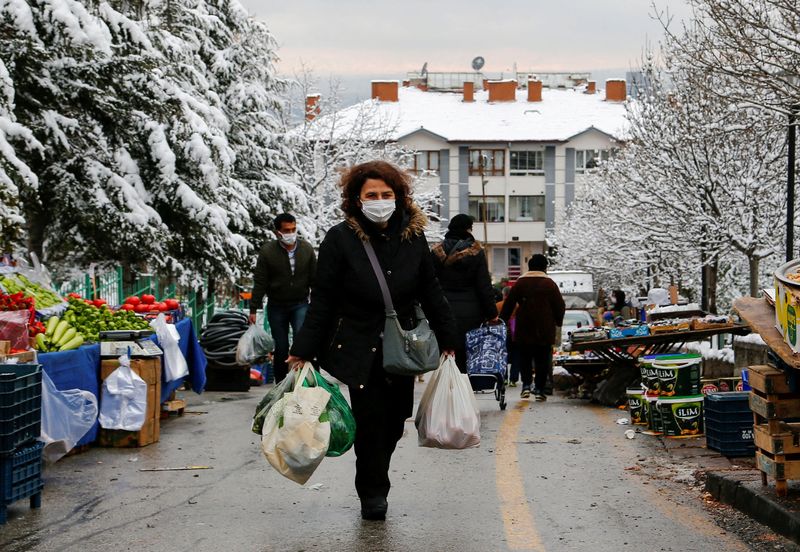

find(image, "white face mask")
[361,199,396,224]
[278,232,297,245]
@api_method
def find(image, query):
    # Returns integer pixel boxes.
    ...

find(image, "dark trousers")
[348,357,414,501]
[517,343,552,391]
[267,302,308,383]
[508,341,521,383]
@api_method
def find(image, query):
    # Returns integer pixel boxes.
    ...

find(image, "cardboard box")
[774,277,800,352]
[0,341,9,355]
[98,357,161,447]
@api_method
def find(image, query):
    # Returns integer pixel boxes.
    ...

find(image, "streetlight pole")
[479,154,489,243]
[788,104,797,262]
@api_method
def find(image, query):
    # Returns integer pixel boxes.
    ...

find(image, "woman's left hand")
[442,349,456,357]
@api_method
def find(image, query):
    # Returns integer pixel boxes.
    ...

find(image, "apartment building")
[305,76,628,281]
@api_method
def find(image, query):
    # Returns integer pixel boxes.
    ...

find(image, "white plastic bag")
[40,371,98,462]
[236,323,274,365]
[415,355,481,449]
[150,313,188,382]
[98,354,148,431]
[261,363,331,484]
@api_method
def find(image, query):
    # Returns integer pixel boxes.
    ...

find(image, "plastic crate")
[704,391,751,412]
[0,441,43,523]
[0,364,42,456]
[706,428,755,457]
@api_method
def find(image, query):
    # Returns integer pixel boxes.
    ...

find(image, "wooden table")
[569,325,752,367]
[733,296,800,370]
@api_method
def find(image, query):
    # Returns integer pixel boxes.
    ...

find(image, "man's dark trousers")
[267,302,308,383]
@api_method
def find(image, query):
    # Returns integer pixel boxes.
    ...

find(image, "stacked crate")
[0,363,44,523]
[704,392,755,456]
[748,364,800,497]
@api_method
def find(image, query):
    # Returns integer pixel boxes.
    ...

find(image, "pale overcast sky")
[241,0,695,76]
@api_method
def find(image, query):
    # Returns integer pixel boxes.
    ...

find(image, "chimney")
[305,94,321,122]
[605,79,627,102]
[463,81,474,102]
[527,80,542,102]
[371,80,399,102]
[482,78,489,90]
[487,80,517,102]
[586,81,596,94]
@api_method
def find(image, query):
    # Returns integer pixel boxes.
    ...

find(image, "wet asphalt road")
[0,380,757,552]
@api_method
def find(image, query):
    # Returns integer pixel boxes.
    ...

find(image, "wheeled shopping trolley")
[466,323,508,410]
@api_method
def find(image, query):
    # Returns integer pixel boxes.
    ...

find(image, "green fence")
[57,268,220,330]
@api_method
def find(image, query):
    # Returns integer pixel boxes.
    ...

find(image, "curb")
[705,471,800,544]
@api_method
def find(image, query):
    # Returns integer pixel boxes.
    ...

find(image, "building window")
[509,196,545,222]
[509,151,544,175]
[469,196,505,222]
[412,151,439,175]
[575,149,611,173]
[469,149,505,176]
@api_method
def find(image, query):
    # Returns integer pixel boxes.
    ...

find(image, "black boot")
[360,497,388,521]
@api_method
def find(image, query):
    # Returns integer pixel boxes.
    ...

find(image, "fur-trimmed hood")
[432,240,483,266]
[345,203,428,243]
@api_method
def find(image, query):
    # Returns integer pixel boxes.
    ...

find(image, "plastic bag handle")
[295,362,318,388]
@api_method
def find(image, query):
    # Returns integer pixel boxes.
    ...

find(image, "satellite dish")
[472,56,485,71]
[420,62,428,77]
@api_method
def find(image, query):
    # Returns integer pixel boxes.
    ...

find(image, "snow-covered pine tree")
[1,0,168,273]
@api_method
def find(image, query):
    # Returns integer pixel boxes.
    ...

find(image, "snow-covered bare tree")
[285,71,441,244]
[554,48,786,310]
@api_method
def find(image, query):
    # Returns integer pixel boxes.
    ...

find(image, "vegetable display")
[62,296,150,341]
[33,315,85,352]
[1,274,63,309]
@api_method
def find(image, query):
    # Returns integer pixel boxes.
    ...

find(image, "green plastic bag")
[312,371,356,457]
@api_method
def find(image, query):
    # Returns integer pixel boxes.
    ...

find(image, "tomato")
[119,304,135,311]
[141,294,156,304]
[93,299,107,308]
[156,302,169,312]
[134,303,150,313]
[84,299,94,305]
[124,296,141,306]
[67,292,82,299]
[164,299,180,310]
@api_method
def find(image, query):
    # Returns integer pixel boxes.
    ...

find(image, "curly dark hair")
[339,160,413,217]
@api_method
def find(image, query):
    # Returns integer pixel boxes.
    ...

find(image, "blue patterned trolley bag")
[465,323,508,410]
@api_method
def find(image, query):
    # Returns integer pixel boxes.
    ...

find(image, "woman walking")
[288,161,456,521]
[431,214,497,373]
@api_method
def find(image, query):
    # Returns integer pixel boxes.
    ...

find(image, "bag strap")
[362,240,396,315]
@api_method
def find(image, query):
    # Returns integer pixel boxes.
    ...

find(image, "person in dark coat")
[499,254,565,401]
[431,214,497,373]
[288,160,457,522]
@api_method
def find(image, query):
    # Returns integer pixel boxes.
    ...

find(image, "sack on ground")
[98,354,148,431]
[251,371,296,435]
[261,363,331,484]
[415,355,481,449]
[312,371,356,457]
[40,371,98,462]
[150,313,189,382]
[236,324,274,366]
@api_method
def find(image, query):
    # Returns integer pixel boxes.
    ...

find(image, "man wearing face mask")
[249,213,317,383]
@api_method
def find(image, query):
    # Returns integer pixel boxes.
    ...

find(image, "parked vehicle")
[561,309,596,344]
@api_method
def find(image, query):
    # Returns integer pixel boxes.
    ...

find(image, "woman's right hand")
[286,355,305,370]
[248,313,257,325]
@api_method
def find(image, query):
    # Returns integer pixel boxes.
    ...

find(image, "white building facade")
[309,77,628,282]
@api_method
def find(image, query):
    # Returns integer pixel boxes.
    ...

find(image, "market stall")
[568,323,750,405]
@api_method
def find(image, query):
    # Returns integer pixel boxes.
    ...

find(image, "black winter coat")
[431,235,497,326]
[290,205,457,387]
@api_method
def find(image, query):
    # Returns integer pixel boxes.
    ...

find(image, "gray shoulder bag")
[362,241,440,376]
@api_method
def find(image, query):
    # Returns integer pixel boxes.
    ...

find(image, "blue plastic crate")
[706,431,755,457]
[0,440,43,524]
[0,364,42,456]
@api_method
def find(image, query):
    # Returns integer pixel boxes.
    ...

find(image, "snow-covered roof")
[306,86,629,143]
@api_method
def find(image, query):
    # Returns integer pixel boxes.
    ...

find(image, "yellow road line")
[495,401,545,551]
